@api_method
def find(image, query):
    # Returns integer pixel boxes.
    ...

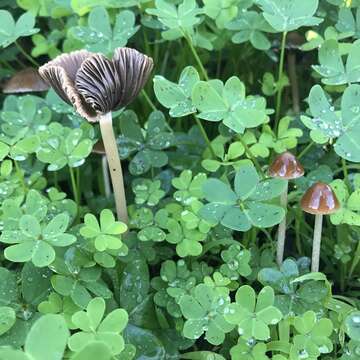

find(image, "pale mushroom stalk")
[311,214,323,272]
[276,181,288,266]
[102,156,111,198]
[98,112,128,223]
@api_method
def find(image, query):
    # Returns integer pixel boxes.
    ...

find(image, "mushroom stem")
[276,181,288,266]
[101,155,111,198]
[98,112,128,223]
[311,214,323,272]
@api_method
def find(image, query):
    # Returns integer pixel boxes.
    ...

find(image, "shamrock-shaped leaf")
[200,164,286,231]
[230,338,270,360]
[301,84,360,162]
[203,0,240,29]
[154,66,200,117]
[336,7,360,39]
[68,297,128,355]
[290,311,333,359]
[0,10,38,48]
[224,285,282,340]
[227,11,274,50]
[345,311,360,341]
[71,7,139,56]
[192,77,270,134]
[179,283,234,345]
[0,307,16,335]
[220,245,252,280]
[0,210,76,267]
[80,209,127,252]
[36,122,94,171]
[312,39,360,85]
[132,179,165,206]
[146,0,202,40]
[256,0,322,32]
[118,110,174,175]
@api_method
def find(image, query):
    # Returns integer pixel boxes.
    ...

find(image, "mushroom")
[2,68,49,93]
[269,151,304,266]
[39,48,154,224]
[92,140,111,199]
[301,182,340,272]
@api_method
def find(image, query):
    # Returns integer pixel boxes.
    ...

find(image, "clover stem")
[237,136,265,178]
[15,41,39,67]
[274,31,287,131]
[14,160,26,192]
[311,214,323,272]
[276,181,288,266]
[192,114,216,158]
[184,33,209,81]
[341,158,351,188]
[287,51,300,114]
[68,166,80,218]
[99,112,128,224]
[141,89,156,111]
[101,155,111,198]
[297,141,314,160]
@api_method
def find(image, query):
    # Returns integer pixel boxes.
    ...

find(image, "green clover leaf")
[203,0,240,29]
[345,311,360,341]
[80,209,127,252]
[0,10,39,48]
[179,283,234,345]
[224,285,282,340]
[68,297,128,355]
[220,245,252,280]
[132,179,165,206]
[256,0,322,32]
[192,77,271,134]
[230,338,270,360]
[336,7,360,39]
[70,6,139,56]
[200,164,286,231]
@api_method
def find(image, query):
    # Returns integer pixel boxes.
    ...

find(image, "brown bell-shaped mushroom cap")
[268,151,304,180]
[2,68,49,93]
[301,182,340,215]
[39,47,153,122]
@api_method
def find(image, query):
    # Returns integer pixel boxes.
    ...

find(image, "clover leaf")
[146,0,202,40]
[0,211,76,267]
[118,110,174,175]
[36,122,94,171]
[312,39,360,85]
[203,0,239,29]
[200,164,286,231]
[256,0,322,32]
[340,340,360,360]
[336,7,360,39]
[192,77,271,134]
[227,11,274,50]
[0,10,38,48]
[224,285,282,340]
[290,311,333,359]
[132,179,165,206]
[179,283,234,345]
[220,245,252,280]
[71,6,139,56]
[301,84,360,162]
[230,338,270,360]
[80,209,127,252]
[68,297,128,356]
[330,178,360,226]
[154,66,200,117]
[345,311,360,341]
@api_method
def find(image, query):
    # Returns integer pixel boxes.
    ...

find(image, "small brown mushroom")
[2,68,49,93]
[269,151,304,266]
[39,48,154,223]
[301,182,340,272]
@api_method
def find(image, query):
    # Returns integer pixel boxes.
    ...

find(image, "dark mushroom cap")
[268,151,304,180]
[301,182,340,215]
[39,47,153,122]
[2,68,49,93]
[92,140,106,155]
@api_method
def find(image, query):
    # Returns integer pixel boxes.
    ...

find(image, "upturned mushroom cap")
[268,151,304,180]
[2,68,49,93]
[39,47,153,122]
[301,182,340,215]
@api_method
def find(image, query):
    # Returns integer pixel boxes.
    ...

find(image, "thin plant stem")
[15,41,39,67]
[54,171,58,188]
[275,31,287,131]
[192,114,216,158]
[69,166,80,212]
[237,135,265,178]
[311,214,323,272]
[298,141,315,160]
[14,160,26,192]
[287,51,300,114]
[349,240,360,279]
[341,158,351,188]
[141,89,156,111]
[295,208,303,255]
[184,33,209,81]
[276,182,288,266]
[334,164,360,175]
[99,112,128,223]
[201,238,243,256]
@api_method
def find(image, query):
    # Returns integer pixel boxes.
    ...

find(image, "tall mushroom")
[301,182,340,272]
[269,151,304,266]
[39,48,154,223]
